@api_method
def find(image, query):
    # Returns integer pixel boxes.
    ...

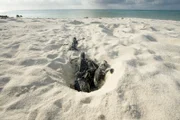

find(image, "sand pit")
[0,18,180,120]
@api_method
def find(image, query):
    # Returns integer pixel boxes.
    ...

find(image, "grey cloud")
[82,0,180,9]
[84,0,180,5]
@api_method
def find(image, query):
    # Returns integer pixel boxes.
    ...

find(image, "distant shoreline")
[1,17,180,22]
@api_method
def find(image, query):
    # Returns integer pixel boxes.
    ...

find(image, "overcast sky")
[0,0,180,12]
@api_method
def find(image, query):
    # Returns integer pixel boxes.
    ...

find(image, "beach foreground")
[0,18,180,120]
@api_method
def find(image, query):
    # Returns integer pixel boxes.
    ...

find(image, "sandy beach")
[0,17,180,120]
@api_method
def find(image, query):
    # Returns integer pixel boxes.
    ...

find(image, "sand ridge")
[0,17,180,120]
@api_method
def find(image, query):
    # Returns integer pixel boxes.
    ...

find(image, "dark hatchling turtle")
[70,52,91,92]
[74,78,90,92]
[69,37,78,51]
[94,60,114,88]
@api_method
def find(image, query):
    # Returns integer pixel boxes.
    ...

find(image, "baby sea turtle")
[94,60,114,88]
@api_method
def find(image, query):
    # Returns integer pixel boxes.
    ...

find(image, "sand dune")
[0,18,180,120]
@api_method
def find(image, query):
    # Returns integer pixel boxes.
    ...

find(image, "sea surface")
[1,9,180,21]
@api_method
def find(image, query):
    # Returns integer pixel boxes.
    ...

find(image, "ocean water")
[1,9,180,21]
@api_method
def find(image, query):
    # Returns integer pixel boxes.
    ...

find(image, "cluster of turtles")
[68,37,114,92]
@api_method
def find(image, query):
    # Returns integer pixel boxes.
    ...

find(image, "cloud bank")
[82,0,180,9]
[0,0,180,11]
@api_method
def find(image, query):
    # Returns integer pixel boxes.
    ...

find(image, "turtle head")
[100,60,109,69]
[80,52,85,59]
[73,37,76,42]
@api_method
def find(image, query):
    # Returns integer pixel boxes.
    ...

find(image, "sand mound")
[0,18,180,120]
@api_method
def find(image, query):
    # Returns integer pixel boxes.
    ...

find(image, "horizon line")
[2,8,180,12]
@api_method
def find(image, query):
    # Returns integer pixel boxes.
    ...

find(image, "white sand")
[0,17,180,120]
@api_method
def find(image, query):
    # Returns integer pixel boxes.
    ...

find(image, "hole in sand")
[53,57,116,93]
